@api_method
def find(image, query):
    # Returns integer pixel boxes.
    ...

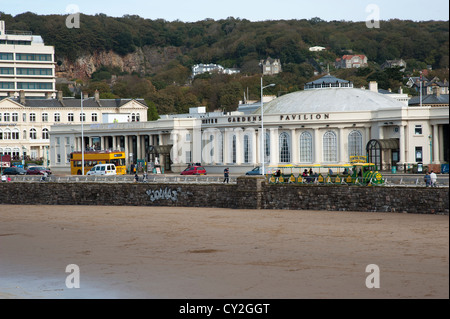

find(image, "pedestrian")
[143,171,148,183]
[223,167,229,183]
[134,173,139,183]
[430,170,437,187]
[7,176,11,182]
[424,172,431,187]
[1,175,6,182]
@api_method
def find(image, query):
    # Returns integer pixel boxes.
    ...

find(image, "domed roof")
[256,88,405,114]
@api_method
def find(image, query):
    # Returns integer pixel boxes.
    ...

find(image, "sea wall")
[0,177,448,214]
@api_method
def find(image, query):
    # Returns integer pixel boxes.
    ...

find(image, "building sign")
[279,114,330,121]
[203,113,331,125]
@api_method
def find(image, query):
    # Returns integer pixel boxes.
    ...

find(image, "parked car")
[86,164,117,176]
[2,167,27,175]
[245,166,263,175]
[180,165,207,175]
[26,166,52,175]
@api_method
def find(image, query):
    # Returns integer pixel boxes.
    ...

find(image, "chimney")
[19,90,26,105]
[57,90,63,102]
[45,92,52,99]
[369,81,378,92]
[94,89,100,103]
[83,92,88,100]
[399,87,403,94]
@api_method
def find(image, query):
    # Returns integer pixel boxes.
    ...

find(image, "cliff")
[56,46,184,80]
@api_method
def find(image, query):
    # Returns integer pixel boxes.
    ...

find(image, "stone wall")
[0,176,448,214]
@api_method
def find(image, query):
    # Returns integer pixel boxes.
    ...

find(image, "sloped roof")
[409,94,449,105]
[7,97,148,108]
[255,87,405,114]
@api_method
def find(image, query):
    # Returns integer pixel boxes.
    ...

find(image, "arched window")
[12,129,19,140]
[323,131,337,163]
[279,132,291,163]
[42,128,49,140]
[29,128,37,140]
[4,128,11,140]
[299,131,313,163]
[348,130,363,157]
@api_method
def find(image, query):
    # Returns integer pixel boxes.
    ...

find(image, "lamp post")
[81,91,85,175]
[260,78,275,176]
[429,134,433,164]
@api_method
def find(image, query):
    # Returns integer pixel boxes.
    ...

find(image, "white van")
[86,163,117,176]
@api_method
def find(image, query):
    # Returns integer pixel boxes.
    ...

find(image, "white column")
[136,134,141,160]
[251,128,258,165]
[433,125,439,164]
[439,125,444,163]
[314,128,320,164]
[291,128,299,164]
[399,125,405,164]
[112,136,117,151]
[124,135,129,168]
[223,129,230,164]
[235,129,243,165]
[339,127,346,163]
[192,126,202,163]
[269,128,278,165]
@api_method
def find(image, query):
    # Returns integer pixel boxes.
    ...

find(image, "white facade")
[0,92,147,165]
[0,20,56,99]
[48,77,449,175]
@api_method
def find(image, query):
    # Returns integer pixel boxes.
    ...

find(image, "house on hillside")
[260,57,282,75]
[381,59,407,72]
[309,46,326,52]
[335,54,368,69]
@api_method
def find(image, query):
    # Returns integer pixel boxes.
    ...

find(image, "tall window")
[54,113,61,122]
[29,113,36,122]
[68,113,74,122]
[299,131,313,163]
[11,113,18,122]
[264,132,270,164]
[279,132,291,163]
[12,129,19,140]
[244,135,250,163]
[3,113,10,122]
[92,113,98,122]
[29,128,37,140]
[232,135,236,164]
[42,128,49,140]
[80,113,86,122]
[42,113,48,122]
[348,130,363,157]
[323,131,337,163]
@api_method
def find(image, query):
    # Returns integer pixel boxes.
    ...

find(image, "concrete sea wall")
[0,177,448,214]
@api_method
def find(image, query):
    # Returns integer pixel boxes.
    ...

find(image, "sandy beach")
[0,205,448,299]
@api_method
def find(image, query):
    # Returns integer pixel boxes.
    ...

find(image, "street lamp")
[260,78,275,176]
[81,91,85,175]
[429,135,433,164]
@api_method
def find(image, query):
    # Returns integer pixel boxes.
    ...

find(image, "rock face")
[56,46,183,79]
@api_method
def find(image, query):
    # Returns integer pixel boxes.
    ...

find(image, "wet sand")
[0,205,448,299]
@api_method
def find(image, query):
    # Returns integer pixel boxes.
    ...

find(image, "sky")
[1,0,449,22]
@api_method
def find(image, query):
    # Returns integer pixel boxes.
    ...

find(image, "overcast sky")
[1,0,449,22]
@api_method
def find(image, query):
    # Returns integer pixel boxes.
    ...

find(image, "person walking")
[223,167,230,183]
[424,172,431,187]
[430,170,437,187]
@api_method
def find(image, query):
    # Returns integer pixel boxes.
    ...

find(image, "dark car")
[26,166,52,175]
[2,167,27,175]
[180,165,207,175]
[245,166,263,175]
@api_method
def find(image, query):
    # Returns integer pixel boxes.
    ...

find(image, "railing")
[8,175,238,184]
